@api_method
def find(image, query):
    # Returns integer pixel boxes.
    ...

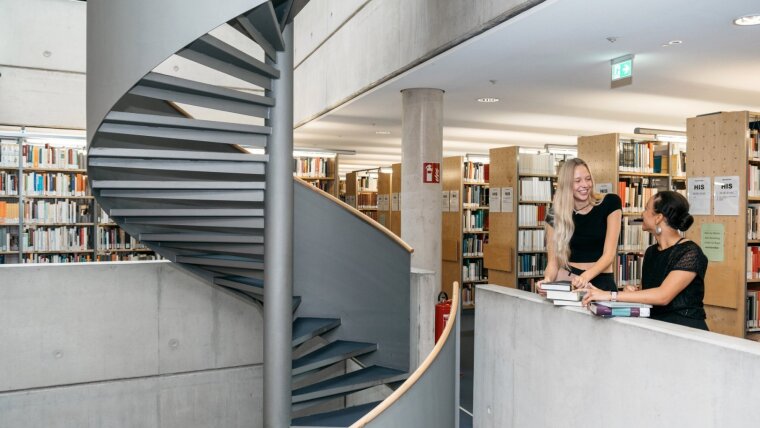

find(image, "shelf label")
[489,187,501,213]
[714,176,739,216]
[595,183,613,194]
[501,187,514,213]
[450,190,459,211]
[442,191,450,212]
[391,193,399,211]
[687,177,710,216]
[701,223,724,262]
[423,162,440,184]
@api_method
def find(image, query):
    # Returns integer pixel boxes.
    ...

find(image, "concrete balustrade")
[474,285,760,428]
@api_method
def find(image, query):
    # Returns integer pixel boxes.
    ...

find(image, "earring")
[655,225,662,235]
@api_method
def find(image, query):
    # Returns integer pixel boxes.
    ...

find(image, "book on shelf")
[618,140,668,173]
[540,280,572,291]
[463,161,488,182]
[293,156,330,178]
[518,153,557,176]
[589,301,652,318]
[748,291,760,330]
[22,144,86,170]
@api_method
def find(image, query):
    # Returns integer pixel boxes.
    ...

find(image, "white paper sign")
[687,177,711,216]
[392,193,399,211]
[347,195,356,208]
[489,187,501,213]
[379,194,388,211]
[450,190,460,212]
[501,187,514,213]
[383,194,390,211]
[714,176,740,216]
[595,183,614,195]
[442,191,450,212]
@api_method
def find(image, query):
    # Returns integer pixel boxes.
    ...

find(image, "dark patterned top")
[642,240,708,321]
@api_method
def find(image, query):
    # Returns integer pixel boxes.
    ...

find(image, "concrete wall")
[293,0,542,126]
[0,261,264,428]
[474,285,760,428]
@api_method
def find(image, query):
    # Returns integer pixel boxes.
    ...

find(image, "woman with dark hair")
[538,158,622,292]
[582,191,709,330]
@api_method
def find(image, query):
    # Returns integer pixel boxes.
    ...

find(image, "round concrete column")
[401,88,444,290]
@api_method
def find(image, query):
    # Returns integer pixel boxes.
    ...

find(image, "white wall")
[0,261,264,428]
[474,285,760,428]
[0,0,86,129]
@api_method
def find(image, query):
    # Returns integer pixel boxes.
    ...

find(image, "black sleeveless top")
[642,240,708,322]
[546,194,622,263]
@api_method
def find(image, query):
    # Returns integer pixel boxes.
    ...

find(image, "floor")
[460,308,474,428]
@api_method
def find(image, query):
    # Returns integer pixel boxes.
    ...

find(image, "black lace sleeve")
[672,242,708,277]
[545,206,555,228]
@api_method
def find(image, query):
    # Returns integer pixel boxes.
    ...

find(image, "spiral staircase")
[87,1,412,426]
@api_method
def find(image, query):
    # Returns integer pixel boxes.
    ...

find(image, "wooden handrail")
[294,177,413,253]
[350,282,461,427]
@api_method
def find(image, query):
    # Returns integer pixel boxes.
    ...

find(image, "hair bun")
[678,214,694,231]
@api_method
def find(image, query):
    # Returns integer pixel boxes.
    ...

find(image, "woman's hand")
[581,287,611,307]
[536,279,548,297]
[571,273,591,290]
[624,285,638,292]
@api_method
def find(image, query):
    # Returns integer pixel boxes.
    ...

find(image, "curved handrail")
[294,177,413,253]
[350,282,460,427]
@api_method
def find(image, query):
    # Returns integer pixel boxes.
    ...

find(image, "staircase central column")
[264,23,294,428]
[401,88,444,291]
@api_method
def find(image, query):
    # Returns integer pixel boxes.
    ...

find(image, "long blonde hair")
[551,158,603,268]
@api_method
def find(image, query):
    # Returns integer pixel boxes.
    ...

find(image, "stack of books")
[542,281,585,307]
[589,301,652,318]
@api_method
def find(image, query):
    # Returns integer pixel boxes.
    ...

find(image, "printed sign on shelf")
[442,191,450,212]
[595,183,613,194]
[450,190,460,212]
[391,193,399,211]
[489,187,501,213]
[714,176,740,216]
[423,162,440,184]
[701,223,724,262]
[501,187,514,213]
[346,195,356,208]
[687,177,710,216]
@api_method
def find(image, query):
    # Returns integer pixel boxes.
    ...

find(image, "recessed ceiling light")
[661,40,683,47]
[734,14,760,26]
[375,130,391,135]
[477,97,500,103]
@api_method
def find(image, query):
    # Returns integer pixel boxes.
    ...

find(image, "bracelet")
[610,291,618,302]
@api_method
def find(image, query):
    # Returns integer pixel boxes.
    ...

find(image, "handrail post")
[264,22,294,428]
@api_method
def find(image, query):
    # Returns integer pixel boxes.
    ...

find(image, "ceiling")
[292,0,760,176]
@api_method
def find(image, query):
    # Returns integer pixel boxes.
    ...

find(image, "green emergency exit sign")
[610,54,634,88]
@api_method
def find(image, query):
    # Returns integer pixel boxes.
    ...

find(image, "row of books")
[517,204,549,227]
[23,200,91,224]
[96,253,162,262]
[749,128,759,159]
[23,253,93,263]
[747,246,760,280]
[98,228,147,250]
[1,171,18,195]
[670,143,687,176]
[0,227,19,251]
[618,140,669,173]
[518,229,546,252]
[747,290,760,330]
[748,165,760,197]
[357,193,378,209]
[748,205,760,240]
[21,226,90,252]
[618,177,667,213]
[22,172,88,196]
[518,253,546,277]
[306,180,332,192]
[462,284,475,306]
[617,253,643,288]
[463,184,488,206]
[463,233,486,257]
[358,175,378,191]
[22,144,86,170]
[0,202,20,223]
[519,177,552,202]
[293,156,330,178]
[463,210,487,231]
[542,281,652,316]
[463,259,486,282]
[518,153,557,176]
[463,162,488,183]
[618,218,656,252]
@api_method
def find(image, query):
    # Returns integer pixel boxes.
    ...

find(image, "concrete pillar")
[401,88,444,290]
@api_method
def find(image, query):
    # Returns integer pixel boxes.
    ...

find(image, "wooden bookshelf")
[685,111,760,338]
[442,156,489,307]
[390,163,401,237]
[345,169,379,223]
[579,134,672,290]
[293,155,339,197]
[377,170,392,230]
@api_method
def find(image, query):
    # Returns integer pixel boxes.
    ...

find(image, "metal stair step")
[178,34,279,90]
[99,189,264,202]
[130,72,273,117]
[92,181,265,190]
[292,365,406,404]
[232,2,285,59]
[124,217,264,229]
[88,146,268,162]
[98,112,270,147]
[176,254,264,269]
[109,208,263,217]
[214,275,264,295]
[139,233,263,243]
[89,158,265,175]
[155,242,263,256]
[292,317,341,348]
[292,341,377,376]
[290,401,382,428]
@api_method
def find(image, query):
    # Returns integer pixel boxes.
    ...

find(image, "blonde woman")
[538,158,622,292]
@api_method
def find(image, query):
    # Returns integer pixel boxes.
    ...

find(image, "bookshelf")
[376,169,393,230]
[578,134,673,290]
[685,111,760,338]
[0,134,158,264]
[293,153,339,197]
[390,163,401,237]
[345,169,379,222]
[485,147,569,292]
[442,156,489,308]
